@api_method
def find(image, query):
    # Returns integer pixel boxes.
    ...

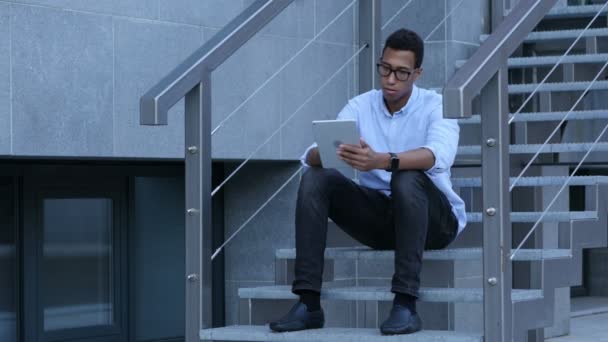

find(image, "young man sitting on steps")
[269,28,466,335]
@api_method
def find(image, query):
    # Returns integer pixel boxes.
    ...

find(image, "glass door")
[24,178,127,342]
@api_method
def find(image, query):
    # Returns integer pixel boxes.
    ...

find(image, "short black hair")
[382,29,424,69]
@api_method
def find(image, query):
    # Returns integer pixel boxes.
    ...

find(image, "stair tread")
[508,53,608,67]
[508,80,608,94]
[452,175,608,187]
[239,286,543,303]
[546,5,608,19]
[275,247,572,261]
[458,142,608,155]
[200,325,483,342]
[458,110,608,124]
[480,27,608,43]
[524,27,608,42]
[326,211,595,223]
[467,211,596,222]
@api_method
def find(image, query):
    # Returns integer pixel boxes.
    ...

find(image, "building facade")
[1,0,607,342]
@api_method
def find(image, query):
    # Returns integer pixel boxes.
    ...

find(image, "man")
[269,28,466,335]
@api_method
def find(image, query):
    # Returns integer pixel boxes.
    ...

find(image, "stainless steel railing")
[443,1,559,341]
[510,2,608,259]
[140,2,297,341]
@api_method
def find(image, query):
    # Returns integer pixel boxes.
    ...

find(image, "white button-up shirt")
[301,86,467,234]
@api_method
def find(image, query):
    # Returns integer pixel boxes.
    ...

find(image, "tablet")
[312,119,359,179]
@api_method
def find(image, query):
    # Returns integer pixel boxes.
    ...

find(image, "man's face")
[379,47,421,105]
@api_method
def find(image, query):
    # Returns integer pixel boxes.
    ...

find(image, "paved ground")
[546,312,608,341]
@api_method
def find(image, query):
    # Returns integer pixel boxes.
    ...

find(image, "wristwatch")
[386,152,400,172]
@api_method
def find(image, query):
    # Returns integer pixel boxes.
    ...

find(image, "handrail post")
[184,77,213,342]
[358,0,381,93]
[480,65,512,342]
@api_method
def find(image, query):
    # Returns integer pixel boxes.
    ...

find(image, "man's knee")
[299,167,343,195]
[390,170,427,198]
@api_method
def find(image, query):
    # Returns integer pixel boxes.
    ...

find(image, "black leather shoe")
[380,304,422,335]
[269,302,324,332]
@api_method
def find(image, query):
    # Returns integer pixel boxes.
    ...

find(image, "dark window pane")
[0,182,16,342]
[133,177,184,340]
[41,198,114,331]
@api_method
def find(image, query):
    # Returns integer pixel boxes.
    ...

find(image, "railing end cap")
[443,87,472,119]
[140,94,168,126]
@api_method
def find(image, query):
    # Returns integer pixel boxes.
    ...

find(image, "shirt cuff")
[420,145,441,174]
[300,143,318,168]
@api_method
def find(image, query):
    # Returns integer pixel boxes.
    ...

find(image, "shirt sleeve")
[421,106,460,174]
[336,99,358,121]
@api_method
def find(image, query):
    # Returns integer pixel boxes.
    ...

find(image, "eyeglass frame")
[375,61,418,82]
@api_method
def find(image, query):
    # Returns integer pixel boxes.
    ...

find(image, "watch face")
[391,156,399,171]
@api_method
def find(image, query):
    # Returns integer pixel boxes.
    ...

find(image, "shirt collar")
[379,85,419,118]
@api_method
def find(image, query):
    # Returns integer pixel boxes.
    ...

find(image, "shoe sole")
[380,325,422,335]
[380,316,422,335]
[269,317,324,332]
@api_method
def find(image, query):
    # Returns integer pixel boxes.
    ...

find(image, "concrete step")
[452,175,608,187]
[525,28,608,42]
[455,54,608,70]
[457,110,608,124]
[508,53,608,68]
[457,142,608,155]
[479,28,608,44]
[200,325,483,342]
[275,247,572,262]
[238,285,543,303]
[545,5,608,19]
[508,80,608,94]
[325,211,594,223]
[467,211,596,222]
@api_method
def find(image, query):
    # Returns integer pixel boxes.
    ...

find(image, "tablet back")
[312,119,359,179]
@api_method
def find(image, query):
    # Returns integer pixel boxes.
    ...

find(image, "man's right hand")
[306,147,322,167]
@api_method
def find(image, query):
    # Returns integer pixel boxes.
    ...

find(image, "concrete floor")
[546,297,608,342]
[546,312,608,342]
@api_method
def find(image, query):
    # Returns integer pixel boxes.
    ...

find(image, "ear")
[413,67,423,82]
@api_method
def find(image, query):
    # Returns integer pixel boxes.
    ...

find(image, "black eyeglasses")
[376,63,413,81]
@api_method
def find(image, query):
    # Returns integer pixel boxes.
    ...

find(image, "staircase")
[197,3,608,341]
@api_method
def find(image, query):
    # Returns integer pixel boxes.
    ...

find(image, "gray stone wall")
[0,0,358,160]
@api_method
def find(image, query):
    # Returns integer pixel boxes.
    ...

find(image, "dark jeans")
[292,167,458,298]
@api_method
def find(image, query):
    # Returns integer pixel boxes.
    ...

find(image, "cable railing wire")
[510,58,608,191]
[211,0,358,136]
[508,1,608,125]
[381,0,414,31]
[510,114,608,260]
[212,0,473,253]
[213,0,471,196]
[423,0,466,41]
[211,166,303,260]
[212,44,368,197]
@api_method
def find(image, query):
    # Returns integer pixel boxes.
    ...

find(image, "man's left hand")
[338,138,384,171]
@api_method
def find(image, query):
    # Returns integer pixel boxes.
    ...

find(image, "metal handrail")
[508,1,608,125]
[510,58,608,259]
[140,0,294,126]
[138,1,298,340]
[511,57,608,192]
[442,0,558,118]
